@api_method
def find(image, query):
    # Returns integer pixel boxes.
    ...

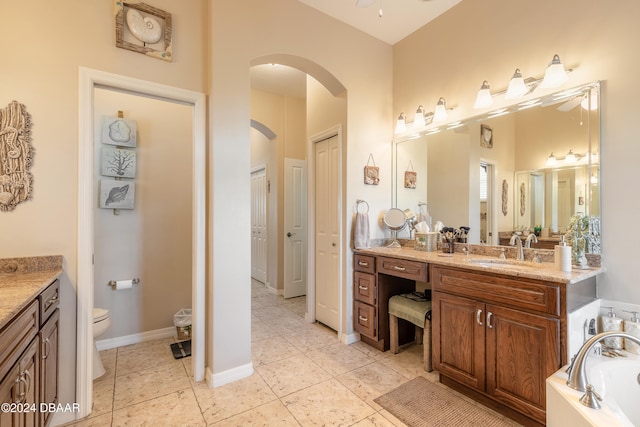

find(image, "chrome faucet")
[509,234,524,260]
[567,331,640,408]
[525,233,538,248]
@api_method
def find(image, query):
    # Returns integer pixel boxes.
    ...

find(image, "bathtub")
[547,352,640,426]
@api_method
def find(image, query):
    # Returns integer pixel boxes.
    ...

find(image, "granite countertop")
[355,246,603,285]
[0,256,63,329]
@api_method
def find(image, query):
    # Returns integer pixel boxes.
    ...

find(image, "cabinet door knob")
[487,311,493,329]
[393,265,406,271]
[358,315,368,322]
[476,309,484,326]
[358,261,369,267]
[358,285,368,291]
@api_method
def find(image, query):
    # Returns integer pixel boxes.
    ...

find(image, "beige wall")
[0,0,205,416]
[93,88,192,339]
[394,0,640,302]
[210,0,392,374]
[250,89,307,292]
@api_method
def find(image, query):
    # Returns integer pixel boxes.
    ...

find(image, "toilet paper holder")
[107,278,140,288]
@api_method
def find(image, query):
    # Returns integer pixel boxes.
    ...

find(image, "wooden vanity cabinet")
[38,280,59,427]
[0,279,59,427]
[353,254,424,351]
[432,265,560,426]
[353,254,379,343]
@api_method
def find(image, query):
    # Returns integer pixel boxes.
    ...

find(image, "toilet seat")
[93,307,109,323]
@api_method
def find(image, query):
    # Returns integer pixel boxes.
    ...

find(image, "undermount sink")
[465,258,547,270]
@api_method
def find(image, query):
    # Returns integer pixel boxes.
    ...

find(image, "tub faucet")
[509,234,524,260]
[567,331,640,407]
[525,233,538,248]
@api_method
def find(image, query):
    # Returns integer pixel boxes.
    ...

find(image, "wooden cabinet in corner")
[0,278,60,427]
[432,265,561,427]
[39,279,60,427]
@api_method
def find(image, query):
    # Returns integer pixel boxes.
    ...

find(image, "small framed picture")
[364,165,380,185]
[480,124,493,148]
[101,146,137,178]
[102,116,137,147]
[115,1,173,61]
[99,180,135,209]
[404,171,417,189]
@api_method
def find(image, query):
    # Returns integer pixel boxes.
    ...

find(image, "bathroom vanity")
[353,246,601,427]
[0,256,62,427]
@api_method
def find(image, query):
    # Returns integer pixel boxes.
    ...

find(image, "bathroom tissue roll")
[115,279,133,290]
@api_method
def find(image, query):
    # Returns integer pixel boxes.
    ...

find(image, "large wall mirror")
[393,81,600,254]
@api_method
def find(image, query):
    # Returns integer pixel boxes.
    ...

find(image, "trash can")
[174,309,192,341]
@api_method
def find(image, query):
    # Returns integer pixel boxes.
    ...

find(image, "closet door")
[314,135,340,331]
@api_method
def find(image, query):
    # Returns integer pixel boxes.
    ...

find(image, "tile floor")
[66,280,521,426]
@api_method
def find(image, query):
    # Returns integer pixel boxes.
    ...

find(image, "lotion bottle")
[601,306,624,350]
[623,310,640,354]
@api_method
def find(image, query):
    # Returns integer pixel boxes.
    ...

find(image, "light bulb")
[473,81,493,109]
[394,113,407,134]
[505,69,528,99]
[540,54,568,89]
[433,98,448,122]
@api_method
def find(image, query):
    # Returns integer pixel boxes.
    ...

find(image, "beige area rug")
[374,376,519,427]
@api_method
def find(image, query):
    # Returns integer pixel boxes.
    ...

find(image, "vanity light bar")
[517,98,542,110]
[487,108,509,118]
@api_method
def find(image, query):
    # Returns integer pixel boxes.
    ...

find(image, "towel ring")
[356,199,369,214]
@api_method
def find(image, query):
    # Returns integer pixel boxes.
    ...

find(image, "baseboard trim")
[96,326,176,351]
[208,362,254,388]
[342,332,360,345]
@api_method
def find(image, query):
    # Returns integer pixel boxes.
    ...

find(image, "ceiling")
[250,0,461,99]
[297,0,462,45]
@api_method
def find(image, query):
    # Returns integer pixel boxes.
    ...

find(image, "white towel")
[354,212,370,249]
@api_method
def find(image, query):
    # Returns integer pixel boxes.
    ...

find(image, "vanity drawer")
[354,301,377,339]
[0,299,39,382]
[39,279,60,326]
[377,256,428,282]
[354,254,375,274]
[431,265,560,316]
[354,272,376,305]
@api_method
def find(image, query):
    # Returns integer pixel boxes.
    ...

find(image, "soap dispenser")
[623,310,640,354]
[601,306,624,350]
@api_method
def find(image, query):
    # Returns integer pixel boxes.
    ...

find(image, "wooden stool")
[388,294,432,372]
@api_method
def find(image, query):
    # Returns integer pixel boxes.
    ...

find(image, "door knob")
[287,232,295,237]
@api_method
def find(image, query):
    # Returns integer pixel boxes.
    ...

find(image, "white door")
[315,135,340,331]
[284,158,307,298]
[251,168,267,283]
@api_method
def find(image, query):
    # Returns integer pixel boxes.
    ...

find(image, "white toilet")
[92,307,111,379]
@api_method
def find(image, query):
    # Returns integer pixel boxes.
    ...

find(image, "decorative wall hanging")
[101,146,137,178]
[364,153,379,185]
[100,111,137,214]
[480,124,493,148]
[520,182,526,216]
[404,160,416,189]
[115,1,173,62]
[0,101,33,211]
[501,179,508,216]
[102,115,137,147]
[100,179,135,209]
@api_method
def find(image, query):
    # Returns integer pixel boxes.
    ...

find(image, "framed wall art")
[101,115,137,147]
[404,161,416,189]
[101,146,137,178]
[100,180,135,209]
[480,124,493,148]
[115,1,173,61]
[364,153,379,185]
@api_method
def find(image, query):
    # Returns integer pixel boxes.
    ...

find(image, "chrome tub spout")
[567,331,640,393]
